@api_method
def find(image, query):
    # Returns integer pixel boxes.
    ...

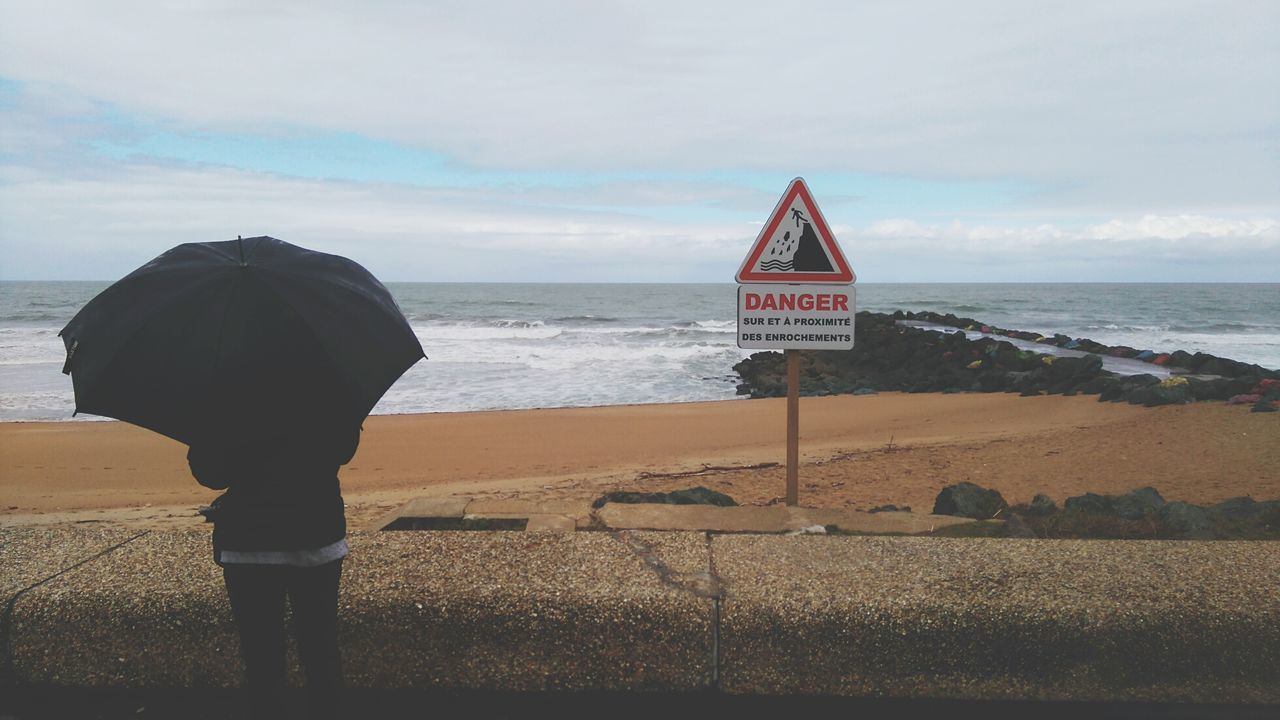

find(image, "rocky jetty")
[931,483,1280,540]
[733,310,1280,408]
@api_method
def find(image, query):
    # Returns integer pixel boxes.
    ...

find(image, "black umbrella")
[59,236,425,445]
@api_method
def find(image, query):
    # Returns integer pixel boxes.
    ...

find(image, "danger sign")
[736,178,855,284]
[738,284,856,350]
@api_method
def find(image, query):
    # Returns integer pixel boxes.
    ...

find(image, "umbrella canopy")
[60,236,425,445]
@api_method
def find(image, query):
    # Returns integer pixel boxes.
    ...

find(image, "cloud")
[1,1,1277,282]
[2,1,1277,210]
[0,159,755,281]
[4,148,1275,283]
[1085,215,1279,242]
[852,214,1280,281]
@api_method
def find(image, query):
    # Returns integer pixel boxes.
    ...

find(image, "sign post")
[735,177,855,506]
[786,349,800,505]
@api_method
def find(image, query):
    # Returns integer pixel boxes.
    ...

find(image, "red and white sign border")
[735,177,855,284]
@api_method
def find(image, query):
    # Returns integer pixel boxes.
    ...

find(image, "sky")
[1,0,1277,283]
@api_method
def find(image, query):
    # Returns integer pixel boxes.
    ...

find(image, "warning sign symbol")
[736,178,855,284]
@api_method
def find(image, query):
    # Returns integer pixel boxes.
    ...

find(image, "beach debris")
[634,462,778,481]
[868,504,911,513]
[785,524,828,535]
[1227,394,1261,405]
[932,482,1009,520]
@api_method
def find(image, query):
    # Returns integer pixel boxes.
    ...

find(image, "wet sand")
[1,394,1277,530]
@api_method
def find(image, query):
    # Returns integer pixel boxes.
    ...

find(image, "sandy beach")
[2,393,1276,532]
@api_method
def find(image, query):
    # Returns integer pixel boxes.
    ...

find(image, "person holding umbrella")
[189,394,359,718]
[60,236,425,719]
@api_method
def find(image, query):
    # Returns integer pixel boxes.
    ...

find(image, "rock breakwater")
[930,483,1280,540]
[733,311,1280,408]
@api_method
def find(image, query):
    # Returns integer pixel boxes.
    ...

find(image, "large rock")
[1208,496,1275,520]
[1027,494,1058,516]
[591,486,737,510]
[1063,493,1114,514]
[1159,502,1211,536]
[1112,487,1166,520]
[932,482,1008,520]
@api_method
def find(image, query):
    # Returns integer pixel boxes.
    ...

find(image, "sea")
[1,282,1277,422]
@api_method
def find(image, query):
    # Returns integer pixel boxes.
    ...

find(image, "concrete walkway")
[3,527,1278,706]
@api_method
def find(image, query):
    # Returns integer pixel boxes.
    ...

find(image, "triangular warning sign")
[736,177,855,284]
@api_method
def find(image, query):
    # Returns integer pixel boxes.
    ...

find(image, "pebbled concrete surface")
[713,535,1280,703]
[337,530,713,691]
[6,530,238,688]
[5,528,1280,707]
[1,527,143,601]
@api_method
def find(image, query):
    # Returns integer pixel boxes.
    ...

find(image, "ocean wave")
[418,337,742,371]
[1086,323,1171,332]
[403,312,447,322]
[569,324,736,339]
[491,319,546,329]
[937,304,992,313]
[0,311,72,324]
[674,320,737,331]
[413,324,563,341]
[551,315,619,324]
[1168,322,1277,333]
[0,328,66,365]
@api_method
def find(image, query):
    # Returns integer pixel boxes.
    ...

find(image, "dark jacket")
[188,426,359,560]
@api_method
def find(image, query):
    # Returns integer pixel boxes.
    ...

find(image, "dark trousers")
[223,559,344,720]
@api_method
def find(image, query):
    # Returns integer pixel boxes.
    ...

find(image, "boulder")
[1112,487,1166,520]
[932,482,1008,519]
[1209,496,1261,519]
[1063,493,1114,515]
[1159,502,1210,535]
[1004,513,1036,538]
[591,486,737,510]
[1027,494,1058,516]
[1127,383,1191,407]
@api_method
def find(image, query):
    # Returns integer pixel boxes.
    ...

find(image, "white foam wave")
[0,327,66,365]
[415,324,563,341]
[1087,323,1172,333]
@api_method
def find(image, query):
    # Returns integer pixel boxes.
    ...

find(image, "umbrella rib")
[72,272,226,391]
[248,271,366,414]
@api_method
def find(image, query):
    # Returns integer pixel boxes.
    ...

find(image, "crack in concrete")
[705,532,722,690]
[609,530,725,690]
[609,530,723,600]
